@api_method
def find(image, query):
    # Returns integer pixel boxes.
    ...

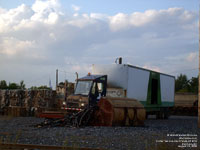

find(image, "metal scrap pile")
[35,106,97,128]
[0,89,56,116]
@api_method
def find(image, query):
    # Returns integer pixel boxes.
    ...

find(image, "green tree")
[0,80,7,89]
[58,82,65,86]
[30,85,50,90]
[8,82,19,89]
[37,85,50,89]
[188,76,198,94]
[30,86,37,90]
[19,80,26,89]
[175,74,189,92]
[175,74,199,93]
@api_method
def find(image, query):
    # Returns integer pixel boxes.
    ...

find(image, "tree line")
[175,74,198,94]
[0,80,50,90]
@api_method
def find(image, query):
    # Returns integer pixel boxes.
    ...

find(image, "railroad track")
[0,143,104,150]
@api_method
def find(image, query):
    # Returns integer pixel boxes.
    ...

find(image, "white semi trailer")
[92,64,175,119]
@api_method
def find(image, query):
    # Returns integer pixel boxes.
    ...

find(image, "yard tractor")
[65,74,146,126]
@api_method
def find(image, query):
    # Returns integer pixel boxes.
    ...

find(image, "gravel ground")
[0,115,199,150]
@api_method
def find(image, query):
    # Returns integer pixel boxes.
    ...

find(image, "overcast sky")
[0,0,199,89]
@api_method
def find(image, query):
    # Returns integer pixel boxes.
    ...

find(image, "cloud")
[31,0,61,24]
[0,0,198,88]
[32,0,60,13]
[71,4,80,12]
[186,52,198,62]
[0,37,34,55]
[108,8,197,32]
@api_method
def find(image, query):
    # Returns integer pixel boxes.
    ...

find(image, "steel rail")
[0,143,104,150]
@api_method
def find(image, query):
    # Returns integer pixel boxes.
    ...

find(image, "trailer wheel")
[164,113,169,119]
[145,113,148,119]
[156,112,164,119]
[163,108,169,119]
[156,113,160,119]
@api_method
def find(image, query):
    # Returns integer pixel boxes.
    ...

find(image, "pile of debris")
[0,89,56,117]
[35,106,97,128]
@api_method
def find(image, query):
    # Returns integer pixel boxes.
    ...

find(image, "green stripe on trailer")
[140,101,174,112]
[146,72,162,105]
[140,101,174,107]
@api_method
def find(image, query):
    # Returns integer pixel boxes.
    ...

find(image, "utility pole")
[198,5,200,128]
[56,69,58,90]
[75,72,78,82]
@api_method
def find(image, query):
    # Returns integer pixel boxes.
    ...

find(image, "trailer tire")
[156,112,164,119]
[164,113,169,119]
[163,108,169,119]
[146,113,148,119]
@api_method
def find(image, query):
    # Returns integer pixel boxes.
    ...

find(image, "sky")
[0,0,199,89]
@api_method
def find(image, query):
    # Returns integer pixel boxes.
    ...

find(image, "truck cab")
[66,74,107,111]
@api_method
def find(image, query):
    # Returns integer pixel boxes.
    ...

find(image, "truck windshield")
[74,81,93,95]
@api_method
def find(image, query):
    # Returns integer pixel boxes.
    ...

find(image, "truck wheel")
[163,108,169,119]
[164,113,169,119]
[156,112,163,119]
[146,113,148,119]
